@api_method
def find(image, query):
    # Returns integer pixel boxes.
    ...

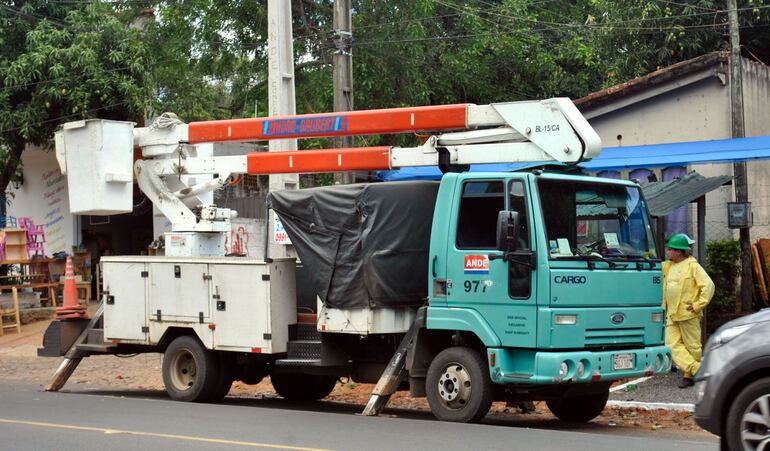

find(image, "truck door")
[445,177,536,347]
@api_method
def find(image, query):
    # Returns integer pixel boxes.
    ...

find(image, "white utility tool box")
[101,256,297,353]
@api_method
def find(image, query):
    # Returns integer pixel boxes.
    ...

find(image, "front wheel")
[725,377,770,451]
[546,389,609,423]
[162,335,220,402]
[425,347,493,423]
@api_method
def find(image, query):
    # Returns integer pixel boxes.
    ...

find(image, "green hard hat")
[666,234,691,250]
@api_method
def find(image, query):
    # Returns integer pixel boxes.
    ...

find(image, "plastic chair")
[18,217,45,258]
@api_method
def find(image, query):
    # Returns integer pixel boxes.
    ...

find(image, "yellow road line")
[0,418,331,451]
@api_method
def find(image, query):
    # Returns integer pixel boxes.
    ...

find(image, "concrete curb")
[607,400,695,412]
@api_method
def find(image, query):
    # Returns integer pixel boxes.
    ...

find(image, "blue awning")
[377,135,770,181]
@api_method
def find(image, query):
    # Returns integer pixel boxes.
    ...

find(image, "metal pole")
[333,0,355,185]
[728,0,752,313]
[697,196,706,267]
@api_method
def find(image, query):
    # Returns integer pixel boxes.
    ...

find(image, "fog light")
[555,315,577,325]
[576,361,586,377]
[651,312,663,323]
[559,361,569,378]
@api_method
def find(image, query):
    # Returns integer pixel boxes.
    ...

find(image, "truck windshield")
[537,179,658,260]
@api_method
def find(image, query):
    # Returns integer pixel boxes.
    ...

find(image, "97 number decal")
[464,280,487,293]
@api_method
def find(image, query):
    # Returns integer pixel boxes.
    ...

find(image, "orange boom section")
[188,104,469,143]
[246,147,391,175]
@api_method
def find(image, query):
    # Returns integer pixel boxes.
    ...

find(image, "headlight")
[559,361,569,378]
[710,324,754,349]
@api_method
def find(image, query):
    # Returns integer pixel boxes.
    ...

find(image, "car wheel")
[425,347,493,423]
[727,377,770,451]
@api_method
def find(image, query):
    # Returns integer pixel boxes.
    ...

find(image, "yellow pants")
[665,317,702,378]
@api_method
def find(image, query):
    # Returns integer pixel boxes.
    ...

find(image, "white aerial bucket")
[54,119,135,215]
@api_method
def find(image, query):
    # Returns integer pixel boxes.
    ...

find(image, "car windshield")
[537,178,658,260]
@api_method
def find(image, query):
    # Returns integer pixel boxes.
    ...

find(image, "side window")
[456,181,504,249]
[508,180,529,249]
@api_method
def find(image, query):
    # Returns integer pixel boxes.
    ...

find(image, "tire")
[546,389,609,423]
[425,347,493,423]
[162,335,220,403]
[271,373,337,401]
[205,354,234,403]
[725,377,770,451]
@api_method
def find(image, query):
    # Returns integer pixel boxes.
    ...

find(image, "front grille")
[585,327,645,347]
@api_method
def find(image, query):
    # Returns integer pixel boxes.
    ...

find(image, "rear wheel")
[546,389,609,423]
[271,373,337,401]
[162,335,220,402]
[425,347,493,423]
[205,354,234,403]
[726,377,770,451]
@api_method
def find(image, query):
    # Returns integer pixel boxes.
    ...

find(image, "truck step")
[275,358,323,367]
[75,343,117,353]
[288,323,320,341]
[286,340,322,360]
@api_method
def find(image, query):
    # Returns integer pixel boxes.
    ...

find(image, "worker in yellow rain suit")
[662,234,715,388]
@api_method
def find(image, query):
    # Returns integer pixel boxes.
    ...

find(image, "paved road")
[0,382,715,451]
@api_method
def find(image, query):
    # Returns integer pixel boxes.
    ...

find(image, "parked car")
[695,309,770,450]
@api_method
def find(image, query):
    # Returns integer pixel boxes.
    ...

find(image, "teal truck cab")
[414,170,670,422]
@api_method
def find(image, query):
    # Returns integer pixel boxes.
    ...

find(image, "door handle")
[432,255,438,278]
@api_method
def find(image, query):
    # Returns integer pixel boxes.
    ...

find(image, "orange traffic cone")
[55,256,87,320]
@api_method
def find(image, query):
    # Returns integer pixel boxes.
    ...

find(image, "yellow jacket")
[662,256,715,322]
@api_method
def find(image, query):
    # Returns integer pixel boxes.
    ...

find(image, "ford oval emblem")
[610,313,626,325]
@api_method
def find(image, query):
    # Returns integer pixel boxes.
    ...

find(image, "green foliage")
[706,240,741,315]
[0,1,152,205]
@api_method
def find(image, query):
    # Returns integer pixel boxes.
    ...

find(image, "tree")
[0,1,152,215]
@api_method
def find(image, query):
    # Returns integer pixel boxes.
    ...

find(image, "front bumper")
[488,345,671,384]
[694,349,736,435]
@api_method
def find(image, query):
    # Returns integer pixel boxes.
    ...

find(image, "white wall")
[8,146,77,255]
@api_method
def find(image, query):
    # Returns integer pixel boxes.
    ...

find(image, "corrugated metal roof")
[641,171,732,217]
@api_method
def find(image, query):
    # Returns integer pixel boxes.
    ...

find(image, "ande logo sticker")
[464,255,490,274]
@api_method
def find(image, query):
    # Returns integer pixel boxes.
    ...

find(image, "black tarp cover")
[267,181,439,309]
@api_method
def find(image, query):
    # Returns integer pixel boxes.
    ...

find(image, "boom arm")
[55,97,600,234]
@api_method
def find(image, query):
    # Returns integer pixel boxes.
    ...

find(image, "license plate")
[613,353,634,370]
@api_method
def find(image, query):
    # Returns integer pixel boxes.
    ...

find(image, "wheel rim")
[741,394,770,451]
[436,362,472,410]
[168,348,197,391]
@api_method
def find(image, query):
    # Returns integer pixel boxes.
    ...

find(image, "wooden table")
[0,259,61,307]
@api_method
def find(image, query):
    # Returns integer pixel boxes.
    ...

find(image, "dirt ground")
[0,319,712,439]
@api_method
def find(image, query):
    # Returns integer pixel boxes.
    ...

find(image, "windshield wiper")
[575,253,628,270]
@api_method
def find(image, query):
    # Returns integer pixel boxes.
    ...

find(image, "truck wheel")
[162,335,220,402]
[725,377,770,451]
[425,347,493,423]
[546,389,609,423]
[271,373,337,401]
[205,355,234,403]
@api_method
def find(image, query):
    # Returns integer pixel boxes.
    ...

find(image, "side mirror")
[496,210,520,252]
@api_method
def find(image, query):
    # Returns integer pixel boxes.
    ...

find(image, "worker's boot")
[677,373,694,389]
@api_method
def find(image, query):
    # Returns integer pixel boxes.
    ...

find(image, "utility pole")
[728,0,752,313]
[267,0,299,259]
[333,0,355,185]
